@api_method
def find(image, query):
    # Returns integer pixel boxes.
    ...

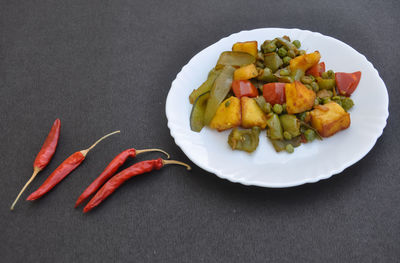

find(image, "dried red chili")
[26,130,120,201]
[75,148,170,207]
[83,158,191,213]
[10,119,61,210]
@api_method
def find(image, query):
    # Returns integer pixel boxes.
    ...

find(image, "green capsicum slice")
[228,127,261,153]
[189,68,221,104]
[190,91,210,132]
[203,66,236,125]
[216,51,256,69]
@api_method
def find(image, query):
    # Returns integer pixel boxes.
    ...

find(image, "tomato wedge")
[262,83,286,105]
[306,62,325,78]
[232,80,258,98]
[335,71,361,96]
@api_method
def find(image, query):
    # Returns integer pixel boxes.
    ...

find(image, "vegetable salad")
[189,36,361,153]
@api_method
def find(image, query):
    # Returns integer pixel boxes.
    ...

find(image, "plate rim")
[166,27,389,188]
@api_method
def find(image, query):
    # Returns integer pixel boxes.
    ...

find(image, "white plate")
[166,28,389,188]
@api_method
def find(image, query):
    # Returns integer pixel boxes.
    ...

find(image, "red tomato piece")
[232,80,258,98]
[335,71,361,96]
[262,83,286,105]
[306,62,326,78]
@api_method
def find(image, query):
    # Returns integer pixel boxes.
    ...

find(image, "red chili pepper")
[83,158,191,213]
[306,62,326,78]
[26,130,120,201]
[232,80,258,98]
[262,82,286,105]
[10,119,61,210]
[335,71,361,97]
[75,148,170,207]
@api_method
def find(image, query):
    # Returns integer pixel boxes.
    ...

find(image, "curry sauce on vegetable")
[189,36,361,153]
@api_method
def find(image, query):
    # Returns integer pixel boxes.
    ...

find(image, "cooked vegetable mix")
[189,36,361,153]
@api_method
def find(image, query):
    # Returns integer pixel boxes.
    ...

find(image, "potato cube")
[310,102,350,137]
[285,81,316,114]
[289,51,321,73]
[234,64,258,80]
[232,41,258,57]
[241,97,267,129]
[209,96,241,131]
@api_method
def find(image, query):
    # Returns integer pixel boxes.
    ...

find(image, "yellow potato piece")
[241,97,267,129]
[232,41,258,57]
[289,51,321,73]
[310,102,350,137]
[209,96,241,131]
[285,81,316,114]
[233,64,258,81]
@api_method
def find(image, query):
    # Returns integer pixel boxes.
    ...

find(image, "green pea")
[304,129,315,142]
[314,98,319,106]
[283,56,291,65]
[300,76,312,84]
[332,96,340,100]
[287,49,296,58]
[273,104,283,114]
[283,131,292,140]
[322,97,331,104]
[277,47,287,58]
[282,103,287,113]
[285,144,294,153]
[298,112,307,121]
[298,50,306,56]
[311,82,319,92]
[292,40,301,48]
[305,84,312,90]
[280,69,290,76]
[341,98,354,111]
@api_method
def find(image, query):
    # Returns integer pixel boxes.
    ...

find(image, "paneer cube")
[232,41,258,57]
[310,102,350,137]
[241,97,267,129]
[209,96,241,131]
[285,81,316,114]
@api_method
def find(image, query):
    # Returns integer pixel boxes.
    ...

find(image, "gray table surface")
[1,0,399,262]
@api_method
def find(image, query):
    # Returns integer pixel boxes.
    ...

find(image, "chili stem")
[136,148,170,159]
[80,130,120,156]
[10,167,41,210]
[162,159,191,170]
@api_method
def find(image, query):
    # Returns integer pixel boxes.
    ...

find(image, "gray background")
[1,0,399,262]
